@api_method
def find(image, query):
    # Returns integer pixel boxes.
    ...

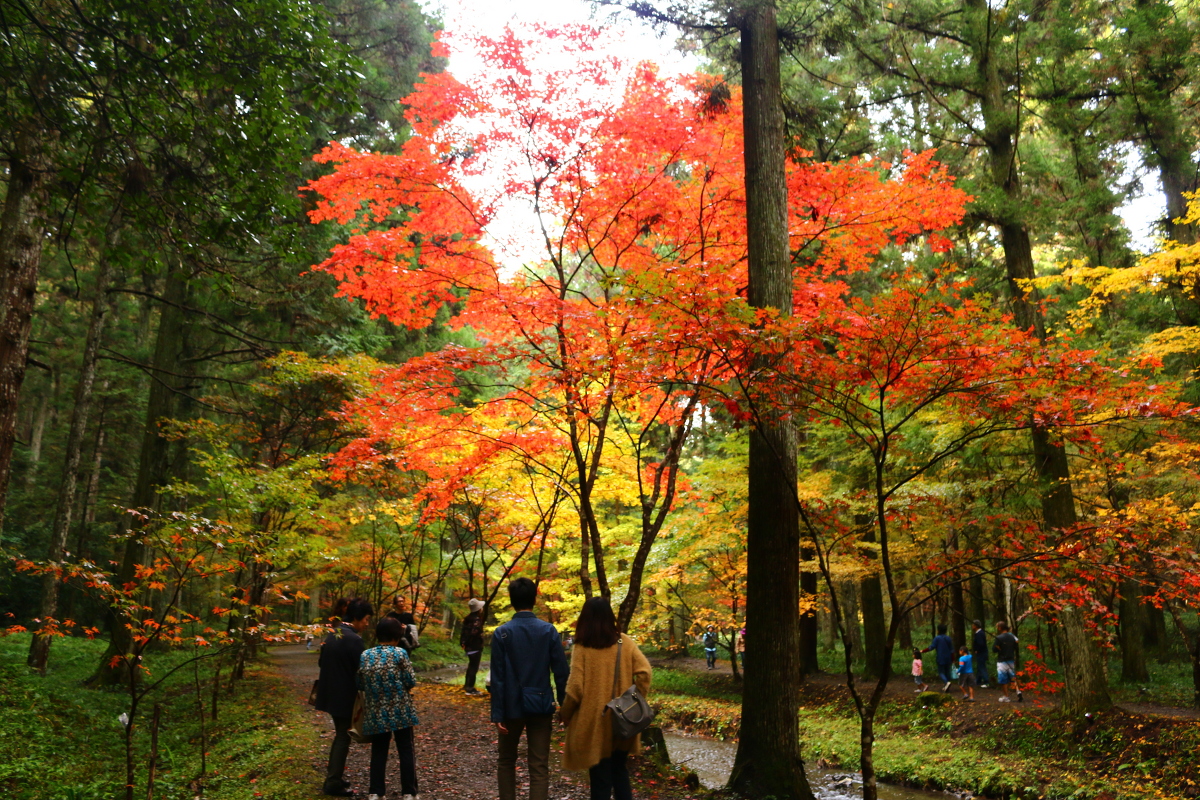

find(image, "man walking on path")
[994,620,1024,702]
[971,619,990,688]
[923,623,956,692]
[702,626,719,670]
[490,578,570,800]
[461,598,485,695]
[315,597,373,796]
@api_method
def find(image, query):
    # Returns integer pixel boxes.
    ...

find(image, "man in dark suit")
[315,597,373,796]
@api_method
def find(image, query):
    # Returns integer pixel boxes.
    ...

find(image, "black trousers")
[588,749,632,800]
[323,715,352,792]
[369,727,418,796]
[465,650,483,690]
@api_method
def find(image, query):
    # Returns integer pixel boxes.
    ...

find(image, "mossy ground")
[647,658,1200,800]
[0,634,323,800]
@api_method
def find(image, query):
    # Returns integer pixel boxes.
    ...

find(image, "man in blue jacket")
[922,623,956,692]
[490,578,570,800]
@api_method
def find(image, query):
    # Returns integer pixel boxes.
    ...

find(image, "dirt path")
[271,645,697,800]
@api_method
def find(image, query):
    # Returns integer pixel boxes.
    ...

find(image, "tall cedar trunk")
[993,569,1008,625]
[728,3,815,797]
[859,518,887,681]
[798,567,819,674]
[28,226,118,673]
[0,145,50,532]
[24,370,55,485]
[94,263,190,684]
[965,0,1112,713]
[840,580,862,661]
[1119,579,1150,682]
[949,576,967,651]
[968,573,986,629]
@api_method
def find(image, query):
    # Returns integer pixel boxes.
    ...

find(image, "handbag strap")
[611,638,623,701]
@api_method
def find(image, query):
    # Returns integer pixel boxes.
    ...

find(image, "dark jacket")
[972,628,988,658]
[460,610,484,652]
[315,623,364,718]
[928,634,955,665]
[489,610,569,723]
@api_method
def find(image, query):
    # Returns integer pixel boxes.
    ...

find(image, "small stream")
[661,732,953,800]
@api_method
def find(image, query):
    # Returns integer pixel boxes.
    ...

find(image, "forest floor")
[642,653,1200,799]
[653,653,1200,721]
[271,645,699,800]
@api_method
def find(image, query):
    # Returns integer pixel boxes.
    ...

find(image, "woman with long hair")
[559,598,652,800]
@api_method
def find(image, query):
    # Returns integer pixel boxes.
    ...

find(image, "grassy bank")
[0,634,321,800]
[650,664,1200,800]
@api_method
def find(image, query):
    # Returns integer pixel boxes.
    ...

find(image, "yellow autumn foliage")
[1027,193,1200,358]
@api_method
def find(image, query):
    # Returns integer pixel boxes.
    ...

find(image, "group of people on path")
[312,579,653,800]
[914,620,1023,703]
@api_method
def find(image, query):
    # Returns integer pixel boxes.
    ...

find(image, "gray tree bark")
[0,140,50,532]
[28,221,119,674]
[94,262,192,684]
[728,3,815,798]
[964,0,1112,713]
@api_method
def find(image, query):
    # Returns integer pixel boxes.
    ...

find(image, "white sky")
[417,0,1166,260]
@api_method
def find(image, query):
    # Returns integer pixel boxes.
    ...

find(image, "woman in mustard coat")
[559,598,652,800]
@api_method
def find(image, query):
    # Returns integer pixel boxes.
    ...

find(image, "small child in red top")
[911,647,928,693]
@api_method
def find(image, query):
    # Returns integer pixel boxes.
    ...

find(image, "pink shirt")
[912,658,923,676]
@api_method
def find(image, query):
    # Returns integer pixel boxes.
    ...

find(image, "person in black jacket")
[461,598,485,695]
[316,597,373,796]
[490,578,569,800]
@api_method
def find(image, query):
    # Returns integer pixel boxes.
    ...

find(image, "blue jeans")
[936,661,953,684]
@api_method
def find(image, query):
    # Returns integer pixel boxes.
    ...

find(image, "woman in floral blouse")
[358,616,420,800]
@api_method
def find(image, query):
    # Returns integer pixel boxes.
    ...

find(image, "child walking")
[911,647,928,693]
[957,645,976,701]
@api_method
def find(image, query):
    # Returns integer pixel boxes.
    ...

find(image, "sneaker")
[943,681,952,692]
[369,795,382,800]
[1017,691,1024,702]
[998,696,1011,703]
[914,688,922,694]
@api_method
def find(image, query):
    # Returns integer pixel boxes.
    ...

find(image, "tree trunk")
[840,580,862,662]
[28,225,118,674]
[94,262,191,684]
[964,0,1112,713]
[1119,579,1150,683]
[24,369,56,486]
[799,566,819,675]
[859,516,887,681]
[949,576,967,651]
[968,572,986,629]
[728,4,814,798]
[0,144,50,532]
